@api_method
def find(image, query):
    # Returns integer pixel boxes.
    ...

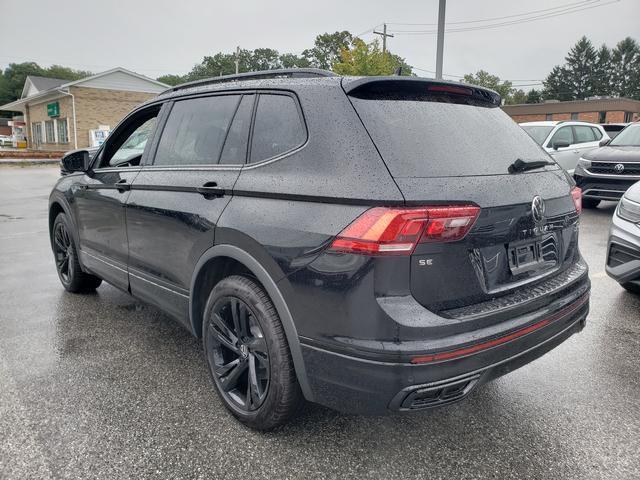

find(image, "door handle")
[115,179,131,192]
[196,182,225,199]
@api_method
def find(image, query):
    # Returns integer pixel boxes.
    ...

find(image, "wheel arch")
[189,244,313,401]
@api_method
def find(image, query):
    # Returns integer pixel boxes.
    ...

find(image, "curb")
[0,159,60,166]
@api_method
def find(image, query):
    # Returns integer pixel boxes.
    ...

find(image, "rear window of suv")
[350,97,555,177]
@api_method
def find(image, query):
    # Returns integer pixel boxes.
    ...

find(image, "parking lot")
[1,165,639,479]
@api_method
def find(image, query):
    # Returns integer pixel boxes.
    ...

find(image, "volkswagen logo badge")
[532,196,545,223]
[614,163,625,174]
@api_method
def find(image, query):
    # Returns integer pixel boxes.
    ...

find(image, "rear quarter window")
[350,98,554,177]
[249,94,306,163]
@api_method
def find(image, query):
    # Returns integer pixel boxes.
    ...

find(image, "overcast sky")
[1,0,638,89]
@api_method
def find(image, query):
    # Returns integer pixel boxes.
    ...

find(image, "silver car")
[520,121,610,174]
[606,181,640,293]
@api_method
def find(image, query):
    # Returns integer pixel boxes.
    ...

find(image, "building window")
[545,114,552,120]
[571,113,578,120]
[625,112,633,122]
[598,111,606,123]
[56,119,69,144]
[44,120,55,143]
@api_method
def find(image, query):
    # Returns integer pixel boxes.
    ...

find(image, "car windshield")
[610,124,640,146]
[521,125,554,145]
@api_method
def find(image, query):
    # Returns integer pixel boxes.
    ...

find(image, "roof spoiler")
[342,77,502,107]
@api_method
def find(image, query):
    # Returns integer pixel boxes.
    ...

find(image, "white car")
[520,121,609,174]
[0,135,12,147]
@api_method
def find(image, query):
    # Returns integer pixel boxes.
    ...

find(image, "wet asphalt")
[0,165,639,480]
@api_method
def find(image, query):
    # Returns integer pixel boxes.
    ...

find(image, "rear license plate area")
[508,238,546,275]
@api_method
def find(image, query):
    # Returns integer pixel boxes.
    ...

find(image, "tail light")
[571,186,582,214]
[328,205,480,256]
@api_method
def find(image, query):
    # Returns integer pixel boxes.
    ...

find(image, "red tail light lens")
[571,186,582,214]
[427,84,473,96]
[329,205,480,256]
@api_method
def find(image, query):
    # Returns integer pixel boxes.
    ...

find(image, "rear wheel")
[202,275,303,430]
[52,213,102,293]
[582,198,601,209]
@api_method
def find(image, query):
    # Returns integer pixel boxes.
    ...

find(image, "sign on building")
[47,102,60,118]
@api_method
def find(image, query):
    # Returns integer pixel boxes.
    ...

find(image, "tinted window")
[350,98,554,177]
[573,125,596,143]
[548,126,574,147]
[154,95,239,166]
[250,94,305,163]
[219,95,254,164]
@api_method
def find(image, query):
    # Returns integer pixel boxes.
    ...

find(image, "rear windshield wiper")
[508,158,552,174]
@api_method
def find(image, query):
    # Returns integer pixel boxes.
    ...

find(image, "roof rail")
[168,68,337,92]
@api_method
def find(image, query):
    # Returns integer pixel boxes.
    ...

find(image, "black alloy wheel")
[53,221,74,284]
[205,296,270,412]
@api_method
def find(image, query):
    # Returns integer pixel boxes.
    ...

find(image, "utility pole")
[435,0,446,79]
[373,23,394,54]
[234,46,240,74]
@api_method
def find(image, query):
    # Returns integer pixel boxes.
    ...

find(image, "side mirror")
[61,149,91,174]
[599,138,610,147]
[552,140,570,150]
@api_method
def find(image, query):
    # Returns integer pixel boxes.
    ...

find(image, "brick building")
[0,68,168,150]
[502,97,640,124]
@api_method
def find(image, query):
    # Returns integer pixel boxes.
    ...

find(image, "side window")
[591,127,603,140]
[98,107,160,168]
[154,95,239,166]
[250,94,306,163]
[219,95,254,164]
[573,125,596,144]
[548,126,573,147]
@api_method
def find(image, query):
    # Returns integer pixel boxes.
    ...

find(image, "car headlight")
[618,196,640,224]
[574,157,591,176]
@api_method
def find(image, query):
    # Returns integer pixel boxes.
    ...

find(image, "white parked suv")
[520,121,609,174]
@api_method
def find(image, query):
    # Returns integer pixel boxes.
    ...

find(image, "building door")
[32,122,42,149]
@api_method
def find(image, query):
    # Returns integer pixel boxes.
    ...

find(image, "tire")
[582,198,601,209]
[202,275,303,430]
[52,213,102,293]
[622,282,640,294]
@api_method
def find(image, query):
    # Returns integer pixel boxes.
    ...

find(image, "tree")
[611,37,640,99]
[157,74,185,86]
[525,88,543,103]
[44,65,92,81]
[279,53,311,69]
[562,36,598,99]
[0,62,45,106]
[462,70,513,101]
[593,44,613,96]
[303,31,353,70]
[543,65,573,101]
[507,89,527,105]
[332,39,411,76]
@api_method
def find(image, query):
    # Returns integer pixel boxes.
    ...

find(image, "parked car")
[0,134,12,147]
[49,69,590,430]
[520,121,609,174]
[601,123,629,139]
[574,122,640,208]
[606,180,640,293]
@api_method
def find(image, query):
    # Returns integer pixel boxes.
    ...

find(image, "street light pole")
[435,0,446,79]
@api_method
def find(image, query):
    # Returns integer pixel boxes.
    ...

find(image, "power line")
[386,0,601,26]
[389,0,620,35]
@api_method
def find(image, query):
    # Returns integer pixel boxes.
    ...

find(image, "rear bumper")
[300,288,589,414]
[606,212,640,285]
[574,173,637,201]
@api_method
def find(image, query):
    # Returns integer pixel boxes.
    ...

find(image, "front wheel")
[202,275,303,430]
[52,213,102,293]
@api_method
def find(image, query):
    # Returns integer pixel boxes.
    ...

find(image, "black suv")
[50,69,590,430]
